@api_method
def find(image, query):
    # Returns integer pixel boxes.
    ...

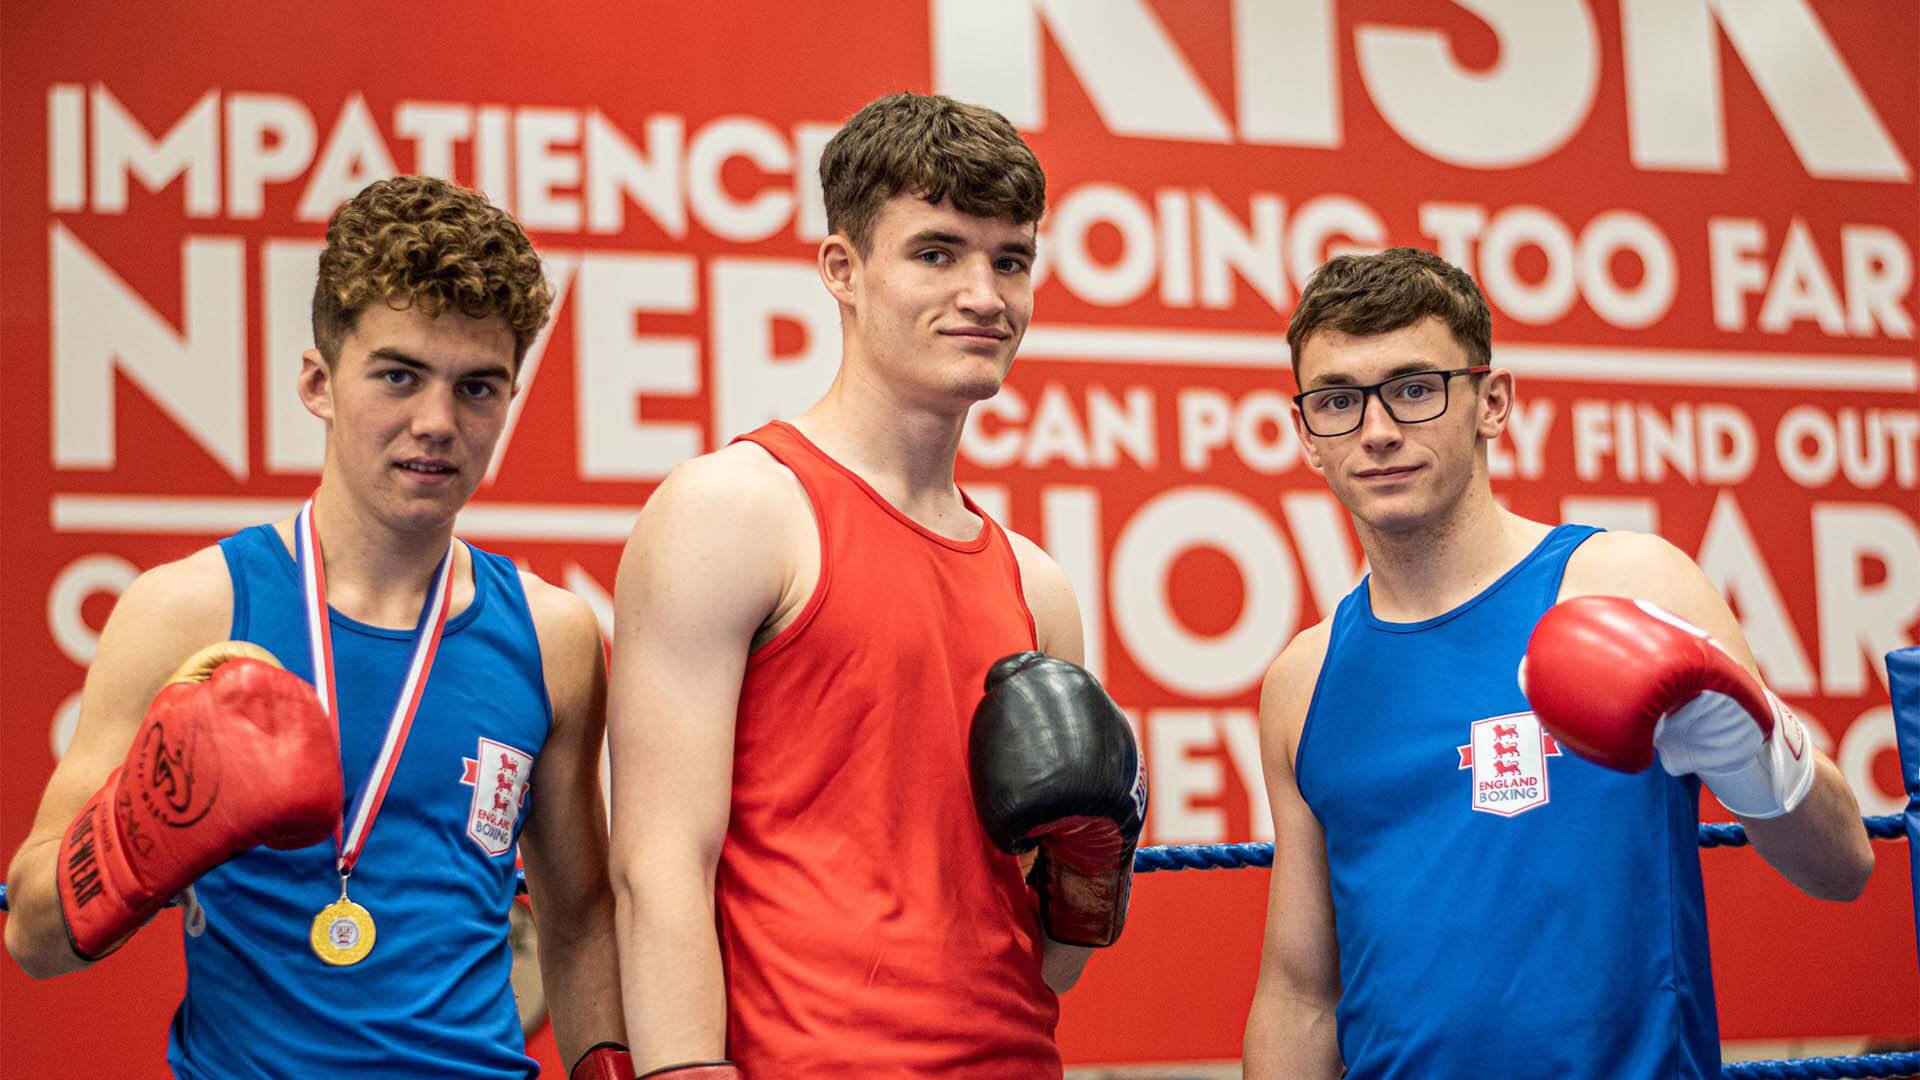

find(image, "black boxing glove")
[969,652,1147,947]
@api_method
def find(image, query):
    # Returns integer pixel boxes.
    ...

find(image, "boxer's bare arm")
[3,547,231,978]
[607,447,796,1071]
[518,574,625,1067]
[1561,531,1873,900]
[1007,531,1095,993]
[1243,621,1344,1079]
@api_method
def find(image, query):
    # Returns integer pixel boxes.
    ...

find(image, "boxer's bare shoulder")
[625,441,816,649]
[118,542,234,621]
[1558,529,1743,650]
[88,545,237,726]
[517,569,605,730]
[1004,529,1084,665]
[1261,617,1335,771]
[1560,529,1696,600]
[638,443,811,559]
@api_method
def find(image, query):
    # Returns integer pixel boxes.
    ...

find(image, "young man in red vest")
[607,93,1146,1078]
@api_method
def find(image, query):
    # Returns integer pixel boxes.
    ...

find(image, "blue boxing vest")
[1295,525,1719,1079]
[167,525,551,1079]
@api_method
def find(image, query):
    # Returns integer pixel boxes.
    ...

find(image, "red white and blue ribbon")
[296,498,454,878]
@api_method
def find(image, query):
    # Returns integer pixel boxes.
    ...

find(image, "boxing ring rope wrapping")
[1718,1055,1920,1080]
[0,816,1900,904]
[1130,815,1907,872]
[3,648,1917,1079]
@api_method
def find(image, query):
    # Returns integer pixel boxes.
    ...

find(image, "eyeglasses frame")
[1291,365,1493,438]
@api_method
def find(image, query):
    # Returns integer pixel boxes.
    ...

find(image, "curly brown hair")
[1287,247,1492,377]
[312,175,552,368]
[821,92,1046,255]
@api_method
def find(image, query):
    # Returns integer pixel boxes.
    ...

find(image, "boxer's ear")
[1292,406,1326,475]
[818,232,859,309]
[299,348,334,424]
[1475,367,1515,440]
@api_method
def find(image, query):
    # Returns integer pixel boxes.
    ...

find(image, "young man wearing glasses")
[1241,247,1872,1079]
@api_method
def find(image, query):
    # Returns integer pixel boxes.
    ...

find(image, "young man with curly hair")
[607,92,1146,1079]
[4,176,631,1080]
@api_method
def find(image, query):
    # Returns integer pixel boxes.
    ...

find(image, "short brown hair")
[312,175,552,367]
[1287,247,1492,376]
[820,92,1046,255]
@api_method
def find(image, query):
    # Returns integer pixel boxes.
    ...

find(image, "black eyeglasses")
[1292,366,1490,438]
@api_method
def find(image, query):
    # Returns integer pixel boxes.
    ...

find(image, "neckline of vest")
[768,420,994,554]
[1357,524,1574,634]
[261,525,489,639]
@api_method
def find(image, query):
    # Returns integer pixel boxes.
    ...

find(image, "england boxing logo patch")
[1456,712,1562,818]
[459,738,533,857]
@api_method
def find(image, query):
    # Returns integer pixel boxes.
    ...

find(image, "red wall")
[3,1,1915,1072]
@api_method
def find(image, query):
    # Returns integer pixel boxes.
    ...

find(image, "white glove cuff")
[1695,690,1816,820]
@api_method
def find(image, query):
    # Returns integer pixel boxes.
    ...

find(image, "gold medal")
[296,500,451,973]
[310,881,376,966]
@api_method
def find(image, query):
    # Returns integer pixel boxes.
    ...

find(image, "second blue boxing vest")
[1295,525,1719,1079]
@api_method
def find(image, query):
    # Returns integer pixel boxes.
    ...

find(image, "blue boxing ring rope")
[5,646,1918,1078]
[1134,813,1907,872]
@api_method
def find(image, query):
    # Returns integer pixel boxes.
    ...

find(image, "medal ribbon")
[296,498,454,878]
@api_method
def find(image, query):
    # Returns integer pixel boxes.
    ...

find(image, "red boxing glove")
[635,1065,742,1079]
[570,1043,635,1080]
[56,642,341,960]
[1520,595,1815,819]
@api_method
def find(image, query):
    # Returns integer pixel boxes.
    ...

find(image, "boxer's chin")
[1344,485,1436,537]
[954,371,1009,403]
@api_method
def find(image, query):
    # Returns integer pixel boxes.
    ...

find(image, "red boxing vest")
[720,421,1062,1078]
